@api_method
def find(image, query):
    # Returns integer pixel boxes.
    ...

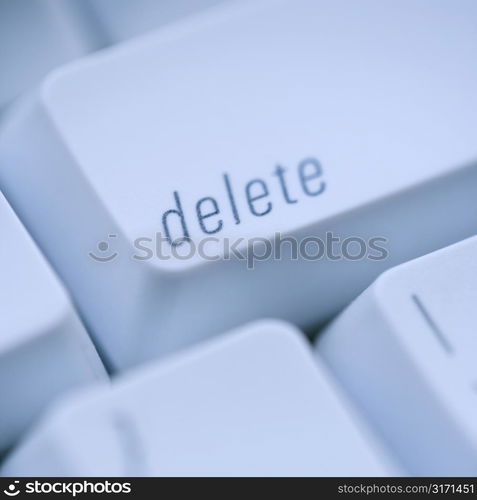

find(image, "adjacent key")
[316,236,477,476]
[1,0,477,370]
[0,0,96,110]
[85,0,231,42]
[1,320,394,476]
[0,192,106,451]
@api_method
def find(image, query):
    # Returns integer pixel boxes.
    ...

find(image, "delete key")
[0,0,476,369]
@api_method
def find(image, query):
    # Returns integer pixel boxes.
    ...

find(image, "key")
[1,320,395,476]
[0,0,96,111]
[316,235,477,476]
[0,0,476,370]
[0,192,106,451]
[85,0,232,42]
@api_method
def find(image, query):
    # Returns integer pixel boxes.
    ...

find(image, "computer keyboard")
[0,0,476,477]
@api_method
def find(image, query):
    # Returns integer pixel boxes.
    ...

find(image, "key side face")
[1,320,394,476]
[39,0,477,270]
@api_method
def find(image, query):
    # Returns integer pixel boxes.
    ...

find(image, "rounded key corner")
[39,64,81,107]
[371,265,404,300]
[38,51,115,110]
[240,318,310,350]
[35,386,109,445]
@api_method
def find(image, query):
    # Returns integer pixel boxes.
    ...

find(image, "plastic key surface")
[1,320,395,476]
[1,0,477,369]
[316,236,477,476]
[0,192,106,451]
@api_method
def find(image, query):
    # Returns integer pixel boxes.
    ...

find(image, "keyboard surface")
[0,0,476,477]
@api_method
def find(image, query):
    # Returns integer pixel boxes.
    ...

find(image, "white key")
[1,320,395,476]
[0,192,106,451]
[0,0,95,110]
[1,0,477,370]
[316,236,477,476]
[86,0,232,42]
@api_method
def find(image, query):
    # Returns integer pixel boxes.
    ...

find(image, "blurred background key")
[316,236,477,476]
[0,192,106,452]
[1,320,396,476]
[0,0,101,112]
[84,0,232,43]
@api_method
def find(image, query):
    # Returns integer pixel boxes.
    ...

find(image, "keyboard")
[0,0,476,477]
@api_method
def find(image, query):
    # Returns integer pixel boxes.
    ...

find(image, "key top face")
[0,0,94,110]
[316,236,477,476]
[0,193,106,450]
[86,0,232,42]
[1,0,477,369]
[1,320,394,476]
